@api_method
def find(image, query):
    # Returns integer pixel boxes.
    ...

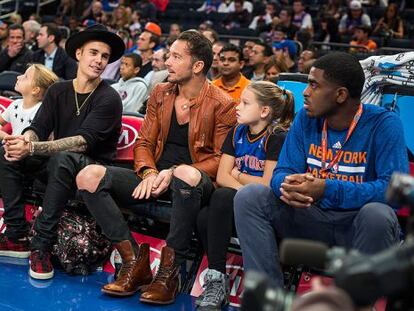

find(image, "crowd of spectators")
[0,0,413,93]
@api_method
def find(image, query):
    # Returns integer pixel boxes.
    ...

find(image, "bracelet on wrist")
[142,168,158,179]
[29,141,34,156]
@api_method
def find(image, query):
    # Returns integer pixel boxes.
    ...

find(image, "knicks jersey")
[233,125,270,177]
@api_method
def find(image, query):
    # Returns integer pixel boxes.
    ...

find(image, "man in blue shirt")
[234,52,409,286]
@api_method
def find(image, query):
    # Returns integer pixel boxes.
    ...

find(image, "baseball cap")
[349,0,362,10]
[145,22,161,37]
[273,40,298,58]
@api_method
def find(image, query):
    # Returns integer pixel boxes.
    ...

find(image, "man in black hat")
[0,24,124,280]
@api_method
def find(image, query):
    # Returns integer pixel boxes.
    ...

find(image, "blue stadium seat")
[277,73,308,113]
[381,85,414,159]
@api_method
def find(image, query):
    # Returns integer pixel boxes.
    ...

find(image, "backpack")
[52,208,111,275]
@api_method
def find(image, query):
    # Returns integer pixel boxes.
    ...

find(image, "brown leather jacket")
[134,80,236,179]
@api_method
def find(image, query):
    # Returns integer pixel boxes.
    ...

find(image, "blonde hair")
[29,63,59,99]
[247,81,295,133]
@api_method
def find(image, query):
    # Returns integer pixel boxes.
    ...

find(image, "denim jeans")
[0,148,94,250]
[234,184,401,286]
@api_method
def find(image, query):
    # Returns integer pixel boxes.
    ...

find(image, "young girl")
[0,64,58,140]
[196,81,295,309]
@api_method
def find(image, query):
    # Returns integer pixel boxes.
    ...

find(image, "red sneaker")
[0,233,30,258]
[29,250,54,280]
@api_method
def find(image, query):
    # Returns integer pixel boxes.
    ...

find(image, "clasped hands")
[132,168,174,200]
[280,173,325,208]
[2,135,31,161]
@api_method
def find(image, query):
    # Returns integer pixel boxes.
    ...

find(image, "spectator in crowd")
[0,20,8,51]
[350,25,377,52]
[227,0,253,13]
[82,0,107,24]
[291,0,313,35]
[264,55,288,81]
[248,41,272,81]
[0,24,124,280]
[75,30,235,305]
[0,24,33,73]
[267,24,288,44]
[196,81,294,309]
[213,44,250,102]
[241,39,258,78]
[110,5,131,30]
[223,0,252,30]
[234,52,408,287]
[202,29,219,44]
[197,0,224,14]
[136,0,157,23]
[297,49,316,74]
[295,28,312,50]
[0,64,58,140]
[9,13,23,25]
[56,0,76,19]
[165,34,178,49]
[22,20,40,51]
[373,3,404,39]
[249,2,277,31]
[68,16,80,36]
[277,8,299,39]
[169,23,181,36]
[112,53,148,113]
[273,39,298,72]
[315,15,341,45]
[135,22,161,78]
[28,14,42,24]
[33,23,78,80]
[217,0,233,12]
[146,47,169,93]
[198,20,214,33]
[322,0,342,20]
[208,41,225,81]
[339,0,371,36]
[129,10,141,38]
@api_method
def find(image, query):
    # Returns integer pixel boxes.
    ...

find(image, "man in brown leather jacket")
[76,30,236,305]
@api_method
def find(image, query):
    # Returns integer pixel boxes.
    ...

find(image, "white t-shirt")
[1,98,42,135]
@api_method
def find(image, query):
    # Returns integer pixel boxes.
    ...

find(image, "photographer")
[234,52,409,288]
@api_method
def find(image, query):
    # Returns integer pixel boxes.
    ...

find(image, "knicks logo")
[117,123,139,150]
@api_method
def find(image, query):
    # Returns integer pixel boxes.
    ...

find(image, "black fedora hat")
[65,24,125,64]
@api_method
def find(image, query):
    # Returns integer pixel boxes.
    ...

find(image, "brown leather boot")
[140,246,180,305]
[102,241,153,296]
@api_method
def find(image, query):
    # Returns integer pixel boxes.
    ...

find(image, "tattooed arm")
[23,129,40,142]
[32,135,87,155]
[3,134,87,161]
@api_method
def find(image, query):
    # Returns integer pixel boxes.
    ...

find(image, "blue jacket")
[271,104,409,209]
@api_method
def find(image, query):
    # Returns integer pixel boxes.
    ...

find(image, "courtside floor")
[0,256,235,311]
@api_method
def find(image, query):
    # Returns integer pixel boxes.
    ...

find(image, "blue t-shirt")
[271,104,409,209]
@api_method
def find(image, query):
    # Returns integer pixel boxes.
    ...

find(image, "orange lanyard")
[320,104,363,179]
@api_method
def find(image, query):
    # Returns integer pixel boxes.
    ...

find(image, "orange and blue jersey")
[233,124,271,177]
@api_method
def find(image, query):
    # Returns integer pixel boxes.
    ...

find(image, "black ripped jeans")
[0,148,94,250]
[79,166,214,265]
